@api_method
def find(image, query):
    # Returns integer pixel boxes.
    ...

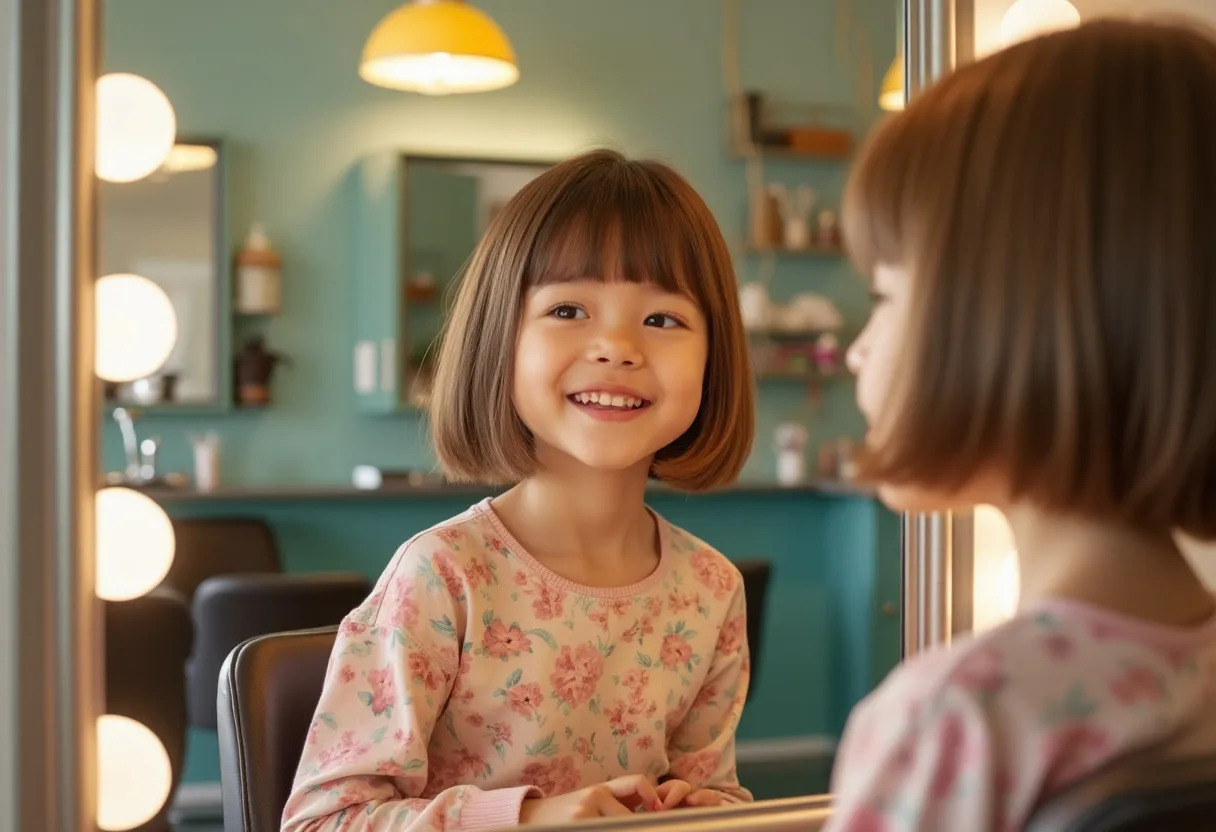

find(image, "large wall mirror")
[98,138,226,408]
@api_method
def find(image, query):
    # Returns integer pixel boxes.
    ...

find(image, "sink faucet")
[108,407,181,489]
[113,407,142,482]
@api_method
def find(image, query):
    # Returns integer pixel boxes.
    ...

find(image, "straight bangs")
[524,163,702,307]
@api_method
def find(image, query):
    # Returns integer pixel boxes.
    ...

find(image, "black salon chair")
[104,587,194,832]
[1024,746,1216,831]
[735,559,772,703]
[160,517,281,601]
[188,573,370,729]
[218,626,338,832]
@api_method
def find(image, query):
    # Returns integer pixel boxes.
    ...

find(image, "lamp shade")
[880,52,904,112]
[95,73,177,183]
[999,0,1081,46]
[360,0,519,95]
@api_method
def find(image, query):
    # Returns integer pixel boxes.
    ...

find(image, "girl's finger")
[660,780,692,810]
[593,789,634,817]
[685,789,727,807]
[606,774,661,812]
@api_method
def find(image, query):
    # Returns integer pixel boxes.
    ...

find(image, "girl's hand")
[656,780,732,809]
[519,775,663,824]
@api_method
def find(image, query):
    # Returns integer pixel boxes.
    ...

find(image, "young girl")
[828,19,1216,831]
[282,149,756,831]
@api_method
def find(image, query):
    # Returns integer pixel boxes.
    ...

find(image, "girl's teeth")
[573,392,644,409]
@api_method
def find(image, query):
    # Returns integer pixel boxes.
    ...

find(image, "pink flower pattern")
[691,550,736,600]
[366,667,396,715]
[660,633,694,670]
[829,603,1216,832]
[281,503,752,832]
[551,644,605,708]
[482,619,532,659]
[507,683,545,719]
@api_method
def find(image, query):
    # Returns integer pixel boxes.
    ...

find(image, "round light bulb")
[96,73,177,183]
[95,273,178,383]
[95,487,175,602]
[972,504,1021,632]
[999,0,1081,46]
[96,714,173,831]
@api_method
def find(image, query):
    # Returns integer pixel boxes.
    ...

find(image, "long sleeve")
[281,540,540,832]
[663,580,752,803]
[827,685,997,831]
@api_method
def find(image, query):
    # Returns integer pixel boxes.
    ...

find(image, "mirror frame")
[102,135,231,413]
[3,0,993,826]
[395,152,557,407]
[527,795,834,831]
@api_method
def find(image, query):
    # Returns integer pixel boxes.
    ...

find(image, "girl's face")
[847,262,910,436]
[512,278,708,477]
[847,262,1002,512]
[848,263,939,511]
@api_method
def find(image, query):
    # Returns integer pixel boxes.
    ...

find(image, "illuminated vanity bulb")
[95,73,177,183]
[999,0,1081,47]
[95,487,175,602]
[96,714,172,830]
[972,504,1021,632]
[95,273,178,383]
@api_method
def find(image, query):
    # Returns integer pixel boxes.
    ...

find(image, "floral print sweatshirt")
[828,599,1216,831]
[282,498,752,832]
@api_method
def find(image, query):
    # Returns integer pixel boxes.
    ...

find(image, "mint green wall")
[101,0,898,485]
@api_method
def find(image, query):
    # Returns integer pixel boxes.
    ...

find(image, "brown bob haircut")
[843,19,1216,539]
[430,149,754,492]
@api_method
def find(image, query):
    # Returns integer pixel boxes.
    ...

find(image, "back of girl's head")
[430,149,754,491]
[843,19,1216,538]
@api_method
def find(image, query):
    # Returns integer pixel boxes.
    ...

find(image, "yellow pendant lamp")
[360,0,519,95]
[879,50,904,112]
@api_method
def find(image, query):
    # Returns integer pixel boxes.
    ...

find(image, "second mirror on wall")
[99,138,228,410]
[351,153,552,414]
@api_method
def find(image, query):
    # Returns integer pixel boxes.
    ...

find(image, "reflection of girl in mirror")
[282,149,757,830]
[830,19,1216,832]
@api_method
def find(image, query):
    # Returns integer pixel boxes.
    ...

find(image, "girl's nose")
[590,328,643,367]
[845,336,867,376]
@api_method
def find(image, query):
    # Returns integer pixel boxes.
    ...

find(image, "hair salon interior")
[4,1,1216,832]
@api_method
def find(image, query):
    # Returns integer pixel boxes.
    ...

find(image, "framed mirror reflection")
[98,137,228,409]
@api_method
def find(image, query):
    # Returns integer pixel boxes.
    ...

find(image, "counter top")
[138,478,872,502]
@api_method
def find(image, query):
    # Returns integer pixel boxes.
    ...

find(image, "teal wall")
[101,0,898,485]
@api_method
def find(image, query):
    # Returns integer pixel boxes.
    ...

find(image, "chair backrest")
[105,587,194,832]
[188,571,370,728]
[734,560,772,702]
[218,626,338,832]
[1025,747,1216,831]
[160,517,281,601]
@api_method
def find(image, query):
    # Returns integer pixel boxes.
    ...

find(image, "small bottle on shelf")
[234,223,282,315]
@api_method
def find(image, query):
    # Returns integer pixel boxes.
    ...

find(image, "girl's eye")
[644,313,683,329]
[868,290,889,307]
[548,304,587,320]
